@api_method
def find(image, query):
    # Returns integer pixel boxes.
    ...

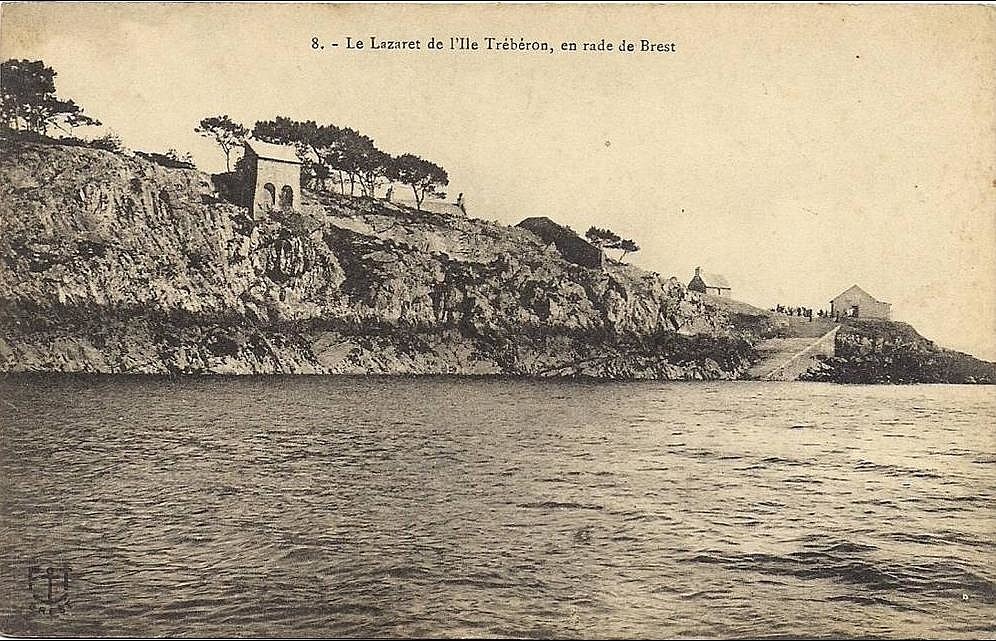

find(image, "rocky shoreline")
[0,140,758,379]
[1,139,992,383]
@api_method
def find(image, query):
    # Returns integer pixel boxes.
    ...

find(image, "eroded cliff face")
[0,140,758,378]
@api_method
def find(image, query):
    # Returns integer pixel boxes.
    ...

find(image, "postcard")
[1,3,993,638]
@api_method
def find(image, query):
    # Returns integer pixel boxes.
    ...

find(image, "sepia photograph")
[0,2,993,638]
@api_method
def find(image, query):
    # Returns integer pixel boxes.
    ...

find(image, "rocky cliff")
[4,140,991,383]
[0,140,763,379]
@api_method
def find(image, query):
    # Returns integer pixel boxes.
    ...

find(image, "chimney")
[694,266,701,277]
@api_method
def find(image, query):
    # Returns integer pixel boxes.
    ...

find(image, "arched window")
[263,183,276,208]
[279,185,294,210]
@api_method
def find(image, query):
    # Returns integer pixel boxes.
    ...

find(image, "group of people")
[773,304,819,320]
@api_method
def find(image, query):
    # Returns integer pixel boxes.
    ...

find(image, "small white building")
[243,139,301,217]
[830,285,891,319]
[687,267,732,297]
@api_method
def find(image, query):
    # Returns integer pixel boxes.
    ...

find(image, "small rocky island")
[0,137,992,383]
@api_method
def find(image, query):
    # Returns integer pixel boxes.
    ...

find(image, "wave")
[516,501,604,511]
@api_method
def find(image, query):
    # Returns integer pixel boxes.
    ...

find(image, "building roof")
[517,216,604,269]
[697,271,731,289]
[244,139,302,164]
[517,216,577,237]
[831,284,889,304]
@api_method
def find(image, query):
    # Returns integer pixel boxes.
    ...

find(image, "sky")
[2,3,994,359]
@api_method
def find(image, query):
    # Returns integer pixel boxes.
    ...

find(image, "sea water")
[0,376,993,637]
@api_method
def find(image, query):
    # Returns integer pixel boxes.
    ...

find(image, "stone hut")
[243,139,301,217]
[687,267,732,297]
[830,285,891,319]
[517,216,604,269]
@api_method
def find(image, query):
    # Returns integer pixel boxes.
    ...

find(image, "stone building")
[243,139,301,217]
[830,285,891,319]
[517,216,604,269]
[687,267,732,297]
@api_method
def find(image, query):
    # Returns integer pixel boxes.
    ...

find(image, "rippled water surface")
[1,376,993,637]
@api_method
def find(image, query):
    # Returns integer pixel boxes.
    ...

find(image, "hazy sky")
[3,3,994,358]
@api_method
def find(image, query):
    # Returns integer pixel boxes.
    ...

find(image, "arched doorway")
[279,185,294,210]
[263,183,276,208]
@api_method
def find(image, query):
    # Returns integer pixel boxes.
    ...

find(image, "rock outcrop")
[803,319,996,384]
[0,140,759,378]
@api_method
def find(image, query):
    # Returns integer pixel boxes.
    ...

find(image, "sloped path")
[747,325,840,380]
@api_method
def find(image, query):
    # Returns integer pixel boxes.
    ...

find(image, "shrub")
[88,132,123,152]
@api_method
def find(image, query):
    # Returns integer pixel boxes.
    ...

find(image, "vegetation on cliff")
[1,58,100,136]
[248,116,448,206]
[585,226,641,261]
